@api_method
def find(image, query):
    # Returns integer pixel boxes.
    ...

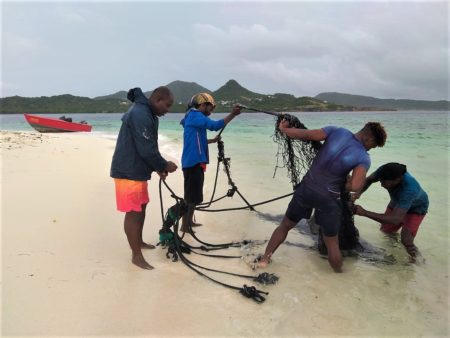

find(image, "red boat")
[24,114,92,133]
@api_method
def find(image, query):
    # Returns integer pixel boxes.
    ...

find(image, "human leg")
[400,213,425,257]
[114,179,152,269]
[137,203,155,249]
[181,165,204,233]
[256,184,311,268]
[322,235,342,272]
[124,210,153,269]
[312,190,343,272]
[255,216,297,268]
[400,228,417,257]
[181,203,196,233]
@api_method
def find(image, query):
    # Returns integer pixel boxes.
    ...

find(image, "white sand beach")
[1,131,448,337]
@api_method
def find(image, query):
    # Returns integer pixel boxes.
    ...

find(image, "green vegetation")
[0,94,131,114]
[2,80,447,114]
[315,92,449,111]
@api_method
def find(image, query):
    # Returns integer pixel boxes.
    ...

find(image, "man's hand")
[279,119,290,133]
[165,161,178,173]
[208,135,221,144]
[353,204,366,216]
[157,171,168,180]
[231,105,242,116]
[350,192,361,202]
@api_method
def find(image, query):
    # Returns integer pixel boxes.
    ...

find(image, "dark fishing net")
[272,114,321,187]
[272,113,360,251]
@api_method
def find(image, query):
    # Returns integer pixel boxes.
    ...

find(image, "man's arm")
[345,165,368,192]
[223,105,241,125]
[354,205,407,225]
[359,173,378,195]
[192,105,241,131]
[130,114,168,172]
[278,120,327,141]
[349,172,378,201]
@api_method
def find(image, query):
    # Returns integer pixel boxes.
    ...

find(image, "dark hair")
[150,86,173,100]
[378,162,407,180]
[363,122,387,147]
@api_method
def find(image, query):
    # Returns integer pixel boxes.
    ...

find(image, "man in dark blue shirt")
[353,162,429,258]
[255,121,387,272]
[111,87,178,270]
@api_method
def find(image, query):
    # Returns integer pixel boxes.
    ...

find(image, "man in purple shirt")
[255,120,387,272]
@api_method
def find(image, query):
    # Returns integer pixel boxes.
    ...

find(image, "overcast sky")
[1,0,448,100]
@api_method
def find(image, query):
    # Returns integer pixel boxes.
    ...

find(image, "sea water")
[1,110,449,335]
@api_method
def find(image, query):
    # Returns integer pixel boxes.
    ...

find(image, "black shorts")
[285,182,343,237]
[183,164,204,205]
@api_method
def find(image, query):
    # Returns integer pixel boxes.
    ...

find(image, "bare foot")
[252,254,271,270]
[141,242,156,249]
[191,222,203,227]
[132,254,154,270]
[405,244,418,257]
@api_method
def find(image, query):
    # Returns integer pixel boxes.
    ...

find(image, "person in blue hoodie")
[180,93,241,233]
[111,87,178,270]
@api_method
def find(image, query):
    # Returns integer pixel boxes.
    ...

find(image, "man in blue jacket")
[180,93,241,233]
[111,86,178,270]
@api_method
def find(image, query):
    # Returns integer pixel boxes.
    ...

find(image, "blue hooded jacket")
[110,88,167,181]
[180,109,225,169]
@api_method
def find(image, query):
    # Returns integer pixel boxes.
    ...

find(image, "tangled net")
[272,113,360,251]
[272,114,321,187]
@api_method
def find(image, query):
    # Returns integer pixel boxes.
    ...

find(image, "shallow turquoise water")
[3,110,448,244]
[2,110,449,334]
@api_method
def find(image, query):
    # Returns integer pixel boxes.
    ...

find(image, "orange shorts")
[380,207,425,237]
[114,179,149,212]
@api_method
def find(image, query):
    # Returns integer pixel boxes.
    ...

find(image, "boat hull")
[24,114,92,133]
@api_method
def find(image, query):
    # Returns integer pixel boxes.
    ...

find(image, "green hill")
[213,79,265,102]
[210,80,351,112]
[92,80,210,109]
[316,92,449,110]
[166,80,211,105]
[93,91,128,101]
[9,80,448,114]
[0,94,131,114]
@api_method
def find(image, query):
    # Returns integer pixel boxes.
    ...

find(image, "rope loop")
[239,285,268,303]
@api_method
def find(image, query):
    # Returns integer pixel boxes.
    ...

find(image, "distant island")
[1,79,448,114]
[315,92,449,111]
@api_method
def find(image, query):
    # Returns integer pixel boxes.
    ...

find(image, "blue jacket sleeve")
[190,112,225,131]
[129,110,168,172]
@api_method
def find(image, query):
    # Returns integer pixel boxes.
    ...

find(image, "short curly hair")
[363,122,387,147]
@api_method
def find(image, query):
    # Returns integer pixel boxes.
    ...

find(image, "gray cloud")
[1,1,448,100]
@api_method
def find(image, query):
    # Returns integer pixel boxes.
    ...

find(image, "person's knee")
[125,210,143,222]
[280,216,297,230]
